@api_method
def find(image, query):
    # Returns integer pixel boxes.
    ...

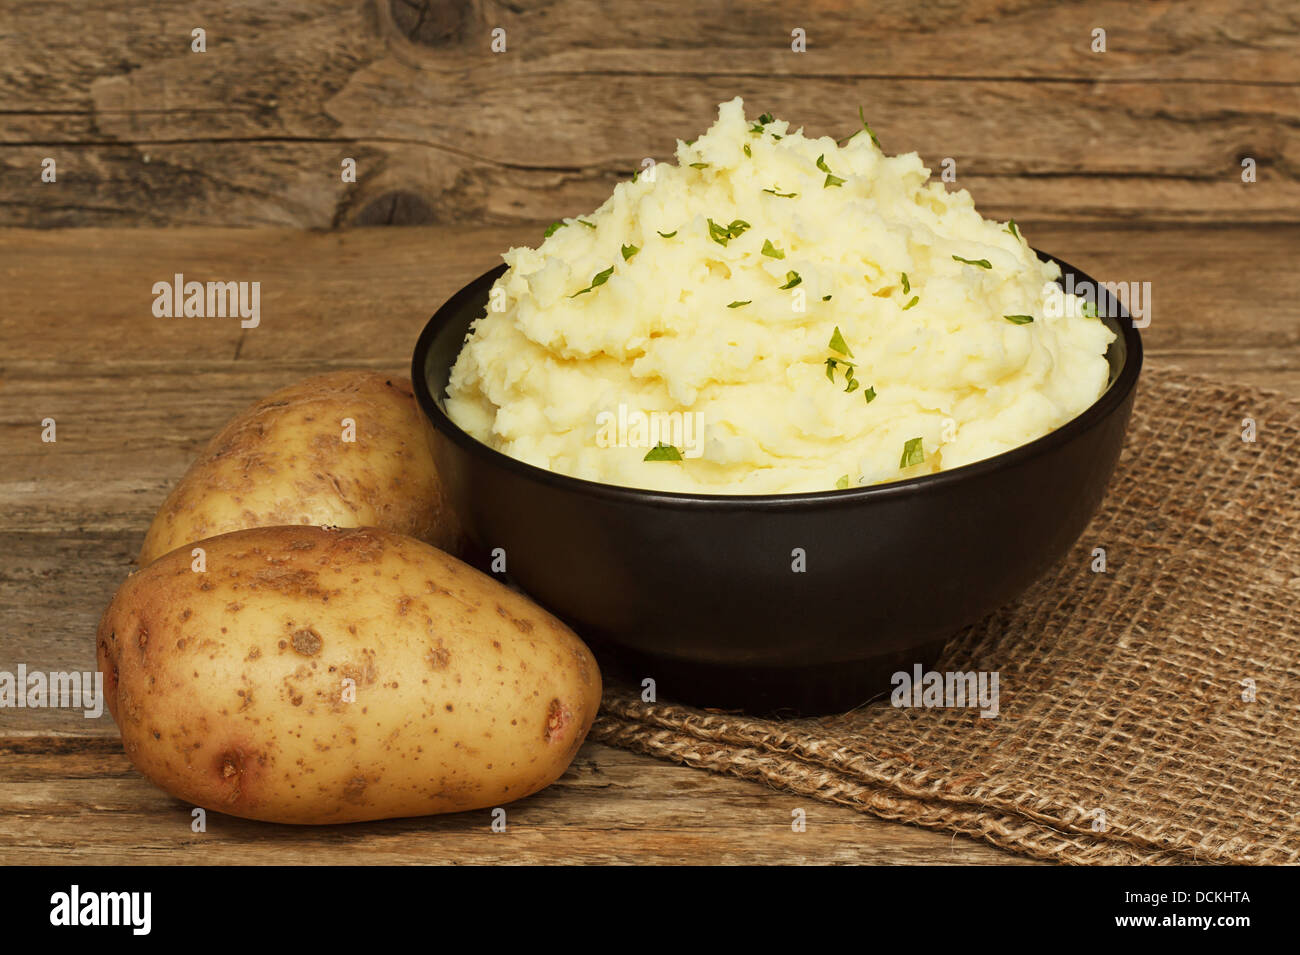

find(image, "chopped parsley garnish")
[569,265,614,298]
[621,243,640,261]
[862,386,877,403]
[779,270,802,289]
[727,300,751,308]
[577,219,596,229]
[828,326,853,357]
[749,112,776,135]
[822,294,832,301]
[824,357,855,382]
[835,474,851,490]
[900,437,925,469]
[858,106,882,149]
[1004,314,1034,325]
[761,239,785,259]
[952,254,992,269]
[707,218,751,246]
[1005,219,1020,240]
[759,112,774,125]
[832,107,877,146]
[762,187,798,198]
[816,154,845,187]
[835,361,860,394]
[1080,300,1099,319]
[644,442,683,462]
[657,230,677,238]
[543,221,565,238]
[689,162,709,169]
[743,144,752,157]
[902,296,919,310]
[901,272,911,294]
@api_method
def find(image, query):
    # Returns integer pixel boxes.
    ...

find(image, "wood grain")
[0,737,1042,864]
[1,0,1296,228]
[0,222,1294,863]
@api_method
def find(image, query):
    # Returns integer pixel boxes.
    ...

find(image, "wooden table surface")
[2,221,1296,864]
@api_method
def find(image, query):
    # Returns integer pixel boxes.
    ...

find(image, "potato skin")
[139,371,460,566]
[98,525,601,824]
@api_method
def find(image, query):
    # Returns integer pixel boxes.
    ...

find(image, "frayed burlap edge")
[592,694,1237,865]
[592,711,1198,864]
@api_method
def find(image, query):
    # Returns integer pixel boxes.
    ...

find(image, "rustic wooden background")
[1,0,1297,228]
[1,0,1297,864]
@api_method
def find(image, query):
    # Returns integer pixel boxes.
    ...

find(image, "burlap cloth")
[589,367,1300,865]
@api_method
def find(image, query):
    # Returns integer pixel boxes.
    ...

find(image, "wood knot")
[354,190,435,226]
[390,0,470,47]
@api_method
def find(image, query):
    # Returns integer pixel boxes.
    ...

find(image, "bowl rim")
[412,250,1143,510]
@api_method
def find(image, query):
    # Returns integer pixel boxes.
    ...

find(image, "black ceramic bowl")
[412,253,1142,714]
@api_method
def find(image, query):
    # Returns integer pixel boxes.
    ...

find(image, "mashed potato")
[445,98,1115,494]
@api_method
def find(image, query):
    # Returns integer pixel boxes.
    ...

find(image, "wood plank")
[0,738,1037,864]
[0,224,1295,365]
[0,0,1295,227]
[7,1,1296,107]
[0,225,520,363]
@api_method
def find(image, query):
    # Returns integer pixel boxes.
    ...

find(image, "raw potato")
[138,371,460,566]
[97,525,601,824]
